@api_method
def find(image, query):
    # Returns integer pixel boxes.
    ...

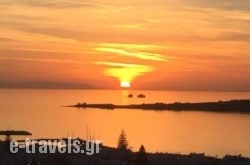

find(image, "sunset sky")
[0,0,250,90]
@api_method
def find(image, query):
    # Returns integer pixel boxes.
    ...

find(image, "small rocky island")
[67,99,250,113]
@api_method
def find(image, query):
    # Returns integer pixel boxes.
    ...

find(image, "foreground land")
[68,99,250,113]
[0,138,250,165]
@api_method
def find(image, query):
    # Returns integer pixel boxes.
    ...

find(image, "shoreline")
[67,99,250,113]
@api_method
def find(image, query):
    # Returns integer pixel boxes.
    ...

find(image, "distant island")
[0,81,94,89]
[67,99,250,113]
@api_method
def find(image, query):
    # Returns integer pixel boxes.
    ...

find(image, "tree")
[117,129,128,150]
[135,145,149,165]
[3,135,12,154]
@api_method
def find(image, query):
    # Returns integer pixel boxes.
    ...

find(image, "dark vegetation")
[0,130,250,165]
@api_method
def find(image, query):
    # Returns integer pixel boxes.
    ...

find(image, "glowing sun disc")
[120,81,131,88]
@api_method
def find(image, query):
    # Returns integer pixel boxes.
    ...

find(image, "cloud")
[2,14,46,21]
[96,61,154,82]
[0,37,15,42]
[113,24,144,30]
[96,61,150,68]
[184,0,250,11]
[0,13,100,44]
[178,31,250,43]
[0,0,108,8]
[0,56,84,64]
[0,25,79,47]
[98,43,165,50]
[13,47,78,54]
[95,47,165,61]
[145,18,162,23]
[94,43,167,61]
[216,32,250,42]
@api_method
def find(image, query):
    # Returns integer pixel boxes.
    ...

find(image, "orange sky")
[0,0,250,90]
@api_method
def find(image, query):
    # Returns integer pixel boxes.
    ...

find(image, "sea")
[0,89,250,157]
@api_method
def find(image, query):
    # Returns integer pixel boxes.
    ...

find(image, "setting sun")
[120,81,131,88]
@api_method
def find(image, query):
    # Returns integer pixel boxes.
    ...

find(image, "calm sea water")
[0,89,250,157]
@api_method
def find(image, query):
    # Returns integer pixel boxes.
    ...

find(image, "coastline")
[67,99,250,113]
